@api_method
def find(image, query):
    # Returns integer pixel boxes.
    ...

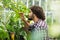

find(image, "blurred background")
[0,0,60,40]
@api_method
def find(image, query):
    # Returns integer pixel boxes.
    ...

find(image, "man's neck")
[33,17,39,23]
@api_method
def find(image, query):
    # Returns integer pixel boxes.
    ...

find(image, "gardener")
[19,6,48,40]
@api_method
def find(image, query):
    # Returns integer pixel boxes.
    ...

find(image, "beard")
[28,13,34,20]
[28,15,34,20]
[28,17,33,20]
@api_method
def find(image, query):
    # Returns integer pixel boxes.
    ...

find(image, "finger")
[19,13,24,16]
[19,12,23,15]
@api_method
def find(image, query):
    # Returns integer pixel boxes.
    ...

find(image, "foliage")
[0,0,30,40]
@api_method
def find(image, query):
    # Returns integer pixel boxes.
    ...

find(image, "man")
[20,6,48,40]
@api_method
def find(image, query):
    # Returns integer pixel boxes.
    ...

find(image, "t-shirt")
[27,20,48,40]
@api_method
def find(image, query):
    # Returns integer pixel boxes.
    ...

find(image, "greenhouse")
[0,0,60,40]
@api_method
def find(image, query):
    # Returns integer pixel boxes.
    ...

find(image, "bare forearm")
[23,19,30,28]
[22,19,30,33]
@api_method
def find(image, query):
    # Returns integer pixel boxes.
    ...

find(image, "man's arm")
[19,13,30,31]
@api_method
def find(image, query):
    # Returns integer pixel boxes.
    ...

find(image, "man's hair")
[30,6,45,20]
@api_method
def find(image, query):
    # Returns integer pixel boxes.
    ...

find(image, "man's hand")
[19,12,25,21]
[19,12,30,28]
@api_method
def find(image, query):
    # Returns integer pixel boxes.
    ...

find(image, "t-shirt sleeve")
[28,24,35,31]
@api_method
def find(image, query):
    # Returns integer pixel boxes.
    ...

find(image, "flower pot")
[10,32,15,40]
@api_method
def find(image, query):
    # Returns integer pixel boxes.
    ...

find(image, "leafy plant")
[0,0,30,40]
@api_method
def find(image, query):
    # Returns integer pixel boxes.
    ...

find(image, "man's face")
[28,10,34,20]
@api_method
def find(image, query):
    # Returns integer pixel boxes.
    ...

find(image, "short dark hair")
[30,6,45,20]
